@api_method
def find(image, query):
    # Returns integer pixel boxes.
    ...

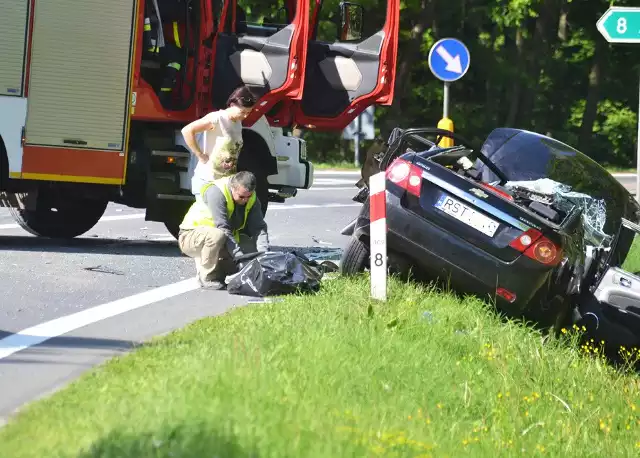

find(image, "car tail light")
[509,228,562,266]
[480,183,513,201]
[386,158,423,197]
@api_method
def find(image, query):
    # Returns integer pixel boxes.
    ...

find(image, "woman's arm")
[181,112,219,163]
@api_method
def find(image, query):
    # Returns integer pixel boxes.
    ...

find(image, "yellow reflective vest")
[179,176,257,242]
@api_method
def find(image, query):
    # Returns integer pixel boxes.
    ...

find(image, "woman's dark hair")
[227,85,257,108]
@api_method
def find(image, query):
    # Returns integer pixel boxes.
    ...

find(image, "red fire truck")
[0,0,399,239]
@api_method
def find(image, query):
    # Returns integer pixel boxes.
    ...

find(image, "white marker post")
[369,172,387,301]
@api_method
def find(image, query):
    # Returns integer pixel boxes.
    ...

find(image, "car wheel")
[340,237,369,276]
[9,191,108,239]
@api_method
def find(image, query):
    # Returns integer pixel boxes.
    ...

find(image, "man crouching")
[178,171,269,290]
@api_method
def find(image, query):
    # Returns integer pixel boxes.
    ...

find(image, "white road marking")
[0,279,199,360]
[150,236,178,242]
[0,203,359,233]
[0,213,144,231]
[0,223,21,230]
[302,187,356,191]
[270,203,360,210]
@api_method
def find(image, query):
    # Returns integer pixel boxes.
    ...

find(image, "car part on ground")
[340,126,640,346]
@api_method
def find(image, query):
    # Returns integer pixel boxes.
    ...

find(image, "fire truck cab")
[0,0,399,239]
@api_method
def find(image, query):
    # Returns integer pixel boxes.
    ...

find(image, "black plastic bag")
[226,251,327,297]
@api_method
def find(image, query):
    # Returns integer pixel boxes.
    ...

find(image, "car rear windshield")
[475,128,585,183]
[475,128,634,236]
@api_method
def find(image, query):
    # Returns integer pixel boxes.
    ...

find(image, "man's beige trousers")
[178,227,256,282]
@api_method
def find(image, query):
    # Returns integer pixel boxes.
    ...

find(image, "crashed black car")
[340,127,640,341]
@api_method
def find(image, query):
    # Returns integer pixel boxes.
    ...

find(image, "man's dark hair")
[230,171,257,192]
[227,85,257,108]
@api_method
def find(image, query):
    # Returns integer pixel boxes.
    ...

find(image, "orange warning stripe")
[21,173,122,185]
[21,145,125,184]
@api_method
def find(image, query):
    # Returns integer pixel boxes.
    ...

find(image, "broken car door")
[211,0,309,126]
[291,0,400,130]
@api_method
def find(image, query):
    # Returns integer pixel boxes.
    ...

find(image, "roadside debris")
[225,251,329,297]
[285,247,342,263]
[83,265,125,276]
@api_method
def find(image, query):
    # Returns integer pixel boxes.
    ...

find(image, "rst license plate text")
[435,194,499,237]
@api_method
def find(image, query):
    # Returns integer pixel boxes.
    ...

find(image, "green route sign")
[597,6,640,43]
[596,7,640,201]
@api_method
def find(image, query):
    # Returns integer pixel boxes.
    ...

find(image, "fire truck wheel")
[8,192,108,239]
[256,173,269,216]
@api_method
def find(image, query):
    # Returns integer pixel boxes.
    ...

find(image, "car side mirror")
[337,1,364,42]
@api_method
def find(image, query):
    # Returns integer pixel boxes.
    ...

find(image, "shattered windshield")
[475,128,633,244]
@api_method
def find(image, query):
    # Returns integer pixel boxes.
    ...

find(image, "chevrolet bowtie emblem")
[469,188,488,198]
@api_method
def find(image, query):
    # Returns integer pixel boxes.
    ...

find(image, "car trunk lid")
[386,155,571,265]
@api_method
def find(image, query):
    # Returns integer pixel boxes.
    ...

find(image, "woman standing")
[181,85,257,196]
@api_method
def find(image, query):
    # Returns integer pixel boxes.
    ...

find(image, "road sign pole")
[428,38,470,149]
[443,82,450,118]
[637,70,640,201]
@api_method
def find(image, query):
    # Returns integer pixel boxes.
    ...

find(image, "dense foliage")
[303,0,640,168]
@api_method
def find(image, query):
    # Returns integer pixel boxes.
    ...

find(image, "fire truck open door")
[291,0,399,130]
[21,0,137,183]
[211,0,309,126]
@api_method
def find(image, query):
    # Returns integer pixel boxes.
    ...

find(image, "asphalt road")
[0,171,362,423]
[613,173,638,194]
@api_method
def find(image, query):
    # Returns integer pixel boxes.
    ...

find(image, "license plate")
[435,194,500,237]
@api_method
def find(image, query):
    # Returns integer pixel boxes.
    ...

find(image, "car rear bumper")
[353,192,556,313]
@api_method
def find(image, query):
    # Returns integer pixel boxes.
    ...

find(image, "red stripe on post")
[370,191,386,223]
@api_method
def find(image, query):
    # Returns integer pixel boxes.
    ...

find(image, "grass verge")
[606,167,636,174]
[313,160,359,171]
[1,276,639,457]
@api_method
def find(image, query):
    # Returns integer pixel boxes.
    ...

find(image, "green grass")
[606,167,636,174]
[622,238,640,274]
[313,160,359,171]
[1,276,639,457]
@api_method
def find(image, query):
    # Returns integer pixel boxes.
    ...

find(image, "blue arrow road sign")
[428,38,470,82]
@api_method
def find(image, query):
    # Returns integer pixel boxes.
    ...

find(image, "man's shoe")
[197,277,226,290]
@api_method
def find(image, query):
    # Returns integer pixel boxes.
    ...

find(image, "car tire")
[340,236,369,275]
